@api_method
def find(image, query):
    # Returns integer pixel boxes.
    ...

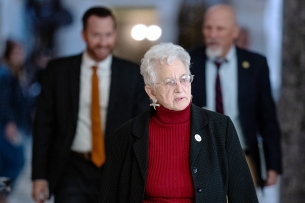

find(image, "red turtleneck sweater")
[144,103,194,203]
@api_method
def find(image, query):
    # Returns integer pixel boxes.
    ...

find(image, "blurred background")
[0,0,304,202]
[0,0,283,98]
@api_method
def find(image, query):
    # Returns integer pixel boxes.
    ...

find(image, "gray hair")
[140,43,191,90]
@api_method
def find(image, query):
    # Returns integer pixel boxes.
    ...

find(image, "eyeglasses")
[156,74,194,87]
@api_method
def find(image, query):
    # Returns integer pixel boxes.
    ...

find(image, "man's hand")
[32,180,49,203]
[265,169,278,186]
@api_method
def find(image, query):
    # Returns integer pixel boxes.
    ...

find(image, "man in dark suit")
[189,4,282,188]
[31,6,149,203]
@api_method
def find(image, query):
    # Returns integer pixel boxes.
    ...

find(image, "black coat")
[189,46,282,185]
[99,104,258,203]
[31,54,149,195]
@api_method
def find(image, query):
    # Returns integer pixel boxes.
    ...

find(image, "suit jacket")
[31,54,150,194]
[99,104,258,203]
[189,46,282,185]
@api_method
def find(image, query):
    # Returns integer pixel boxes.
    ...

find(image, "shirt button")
[197,188,203,193]
[193,167,198,174]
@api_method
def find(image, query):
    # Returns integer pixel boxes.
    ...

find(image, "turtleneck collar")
[153,102,191,124]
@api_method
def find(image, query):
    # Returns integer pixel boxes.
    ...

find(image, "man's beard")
[206,46,223,59]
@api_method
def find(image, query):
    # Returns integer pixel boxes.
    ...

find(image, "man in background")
[189,3,282,193]
[32,6,149,203]
[0,64,26,202]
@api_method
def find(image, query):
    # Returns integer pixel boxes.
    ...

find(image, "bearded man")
[189,4,282,190]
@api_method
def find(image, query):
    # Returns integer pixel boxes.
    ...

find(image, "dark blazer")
[99,104,258,203]
[31,54,149,195]
[189,46,282,185]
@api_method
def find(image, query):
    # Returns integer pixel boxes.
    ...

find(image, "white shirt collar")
[82,51,112,70]
[225,45,236,63]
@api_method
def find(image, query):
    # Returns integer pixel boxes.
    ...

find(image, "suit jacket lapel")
[105,56,119,136]
[236,47,249,122]
[69,54,82,127]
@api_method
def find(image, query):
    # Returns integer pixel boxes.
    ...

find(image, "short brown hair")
[82,6,117,30]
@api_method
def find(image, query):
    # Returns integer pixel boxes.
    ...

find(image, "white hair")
[140,43,191,90]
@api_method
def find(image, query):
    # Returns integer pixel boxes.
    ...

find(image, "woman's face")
[10,44,26,67]
[145,59,192,111]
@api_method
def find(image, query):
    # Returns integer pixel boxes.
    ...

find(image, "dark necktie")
[214,61,224,114]
[91,65,106,167]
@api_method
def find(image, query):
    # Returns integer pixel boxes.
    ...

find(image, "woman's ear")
[144,85,156,100]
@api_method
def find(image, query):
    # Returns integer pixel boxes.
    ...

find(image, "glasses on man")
[156,74,194,87]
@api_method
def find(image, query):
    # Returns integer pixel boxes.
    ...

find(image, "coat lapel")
[190,105,224,192]
[132,109,152,181]
[189,104,208,165]
[130,105,211,182]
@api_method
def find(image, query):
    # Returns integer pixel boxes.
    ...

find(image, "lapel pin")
[242,61,250,69]
[195,134,202,142]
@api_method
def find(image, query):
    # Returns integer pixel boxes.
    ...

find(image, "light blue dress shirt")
[205,46,246,149]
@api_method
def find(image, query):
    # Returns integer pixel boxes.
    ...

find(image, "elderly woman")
[99,43,258,203]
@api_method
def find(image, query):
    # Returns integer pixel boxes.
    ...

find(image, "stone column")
[279,0,305,202]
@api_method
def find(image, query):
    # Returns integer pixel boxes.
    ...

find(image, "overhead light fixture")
[131,24,162,41]
[131,24,147,41]
[146,25,162,41]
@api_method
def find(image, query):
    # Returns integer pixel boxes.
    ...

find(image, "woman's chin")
[171,100,190,111]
